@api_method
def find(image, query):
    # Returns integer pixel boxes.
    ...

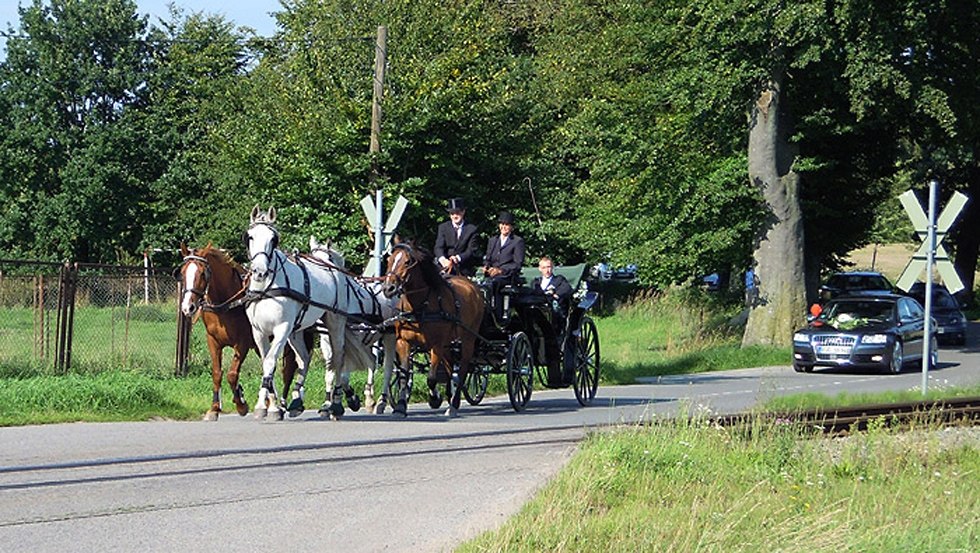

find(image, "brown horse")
[179,244,301,420]
[381,241,485,417]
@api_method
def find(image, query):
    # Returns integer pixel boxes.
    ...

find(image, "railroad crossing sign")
[361,191,408,277]
[895,189,969,294]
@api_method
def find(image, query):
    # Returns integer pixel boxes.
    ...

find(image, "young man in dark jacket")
[434,197,480,276]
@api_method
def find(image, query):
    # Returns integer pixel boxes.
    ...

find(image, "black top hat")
[497,210,515,225]
[446,198,466,212]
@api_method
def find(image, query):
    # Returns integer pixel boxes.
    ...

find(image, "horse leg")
[363,351,376,412]
[227,344,250,417]
[427,349,444,410]
[284,331,314,418]
[253,324,290,421]
[204,336,223,421]
[284,329,314,417]
[343,371,361,412]
[391,337,412,417]
[374,335,396,414]
[317,317,347,420]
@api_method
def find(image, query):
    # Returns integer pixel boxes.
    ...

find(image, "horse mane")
[198,244,245,274]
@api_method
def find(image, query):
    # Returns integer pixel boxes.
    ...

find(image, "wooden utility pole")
[369,25,387,182]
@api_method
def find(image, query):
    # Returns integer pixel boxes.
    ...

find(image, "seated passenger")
[434,197,480,276]
[531,256,573,334]
[482,210,525,321]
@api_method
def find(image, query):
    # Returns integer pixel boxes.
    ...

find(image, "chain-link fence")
[0,259,182,376]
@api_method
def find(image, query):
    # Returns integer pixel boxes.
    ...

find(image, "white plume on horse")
[244,205,380,420]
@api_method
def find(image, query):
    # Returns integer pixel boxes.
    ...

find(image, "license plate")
[816,345,852,355]
[937,327,945,334]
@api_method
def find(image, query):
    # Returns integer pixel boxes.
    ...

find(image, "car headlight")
[793,332,809,343]
[861,334,889,344]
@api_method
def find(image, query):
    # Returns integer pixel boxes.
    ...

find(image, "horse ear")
[250,204,260,223]
[179,242,189,257]
[392,234,401,246]
[268,206,277,223]
[309,236,318,250]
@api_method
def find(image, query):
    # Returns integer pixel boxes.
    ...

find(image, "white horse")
[308,236,400,415]
[244,205,376,420]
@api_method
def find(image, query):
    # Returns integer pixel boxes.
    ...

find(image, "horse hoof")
[318,403,333,418]
[374,400,387,415]
[348,395,362,412]
[268,410,284,422]
[253,407,268,420]
[235,404,249,417]
[286,398,305,418]
[203,410,219,422]
[392,401,407,418]
[330,402,345,419]
[445,406,459,418]
[428,395,443,410]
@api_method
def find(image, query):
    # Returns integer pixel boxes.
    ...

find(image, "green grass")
[459,415,980,552]
[595,289,788,383]
[762,383,980,412]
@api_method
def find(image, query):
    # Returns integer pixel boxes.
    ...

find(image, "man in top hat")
[482,210,525,323]
[482,210,525,281]
[434,197,480,276]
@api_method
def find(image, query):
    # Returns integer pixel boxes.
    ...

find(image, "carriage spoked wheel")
[573,316,600,406]
[463,365,489,406]
[506,331,533,412]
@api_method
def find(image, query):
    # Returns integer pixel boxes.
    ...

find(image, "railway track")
[716,396,980,434]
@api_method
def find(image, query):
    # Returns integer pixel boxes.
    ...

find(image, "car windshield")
[819,300,894,329]
[827,274,890,291]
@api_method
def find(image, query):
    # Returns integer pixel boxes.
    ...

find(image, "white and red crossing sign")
[896,188,969,294]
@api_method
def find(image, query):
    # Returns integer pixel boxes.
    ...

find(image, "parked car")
[906,282,967,346]
[792,294,937,374]
[818,271,896,302]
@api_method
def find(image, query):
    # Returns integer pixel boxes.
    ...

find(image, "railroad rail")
[714,396,980,435]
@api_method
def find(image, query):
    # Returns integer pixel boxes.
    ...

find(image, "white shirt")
[539,276,552,291]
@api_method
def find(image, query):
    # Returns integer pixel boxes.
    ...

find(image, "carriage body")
[465,263,601,411]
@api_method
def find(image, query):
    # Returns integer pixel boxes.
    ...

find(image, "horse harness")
[180,253,250,314]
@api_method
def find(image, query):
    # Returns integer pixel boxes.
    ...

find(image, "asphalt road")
[1,325,978,553]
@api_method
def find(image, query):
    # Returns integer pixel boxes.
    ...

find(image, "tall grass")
[596,288,788,383]
[763,383,980,412]
[460,414,980,552]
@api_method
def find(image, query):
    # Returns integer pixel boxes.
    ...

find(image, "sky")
[1,1,282,57]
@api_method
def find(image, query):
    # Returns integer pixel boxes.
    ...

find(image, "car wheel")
[793,363,813,373]
[888,340,903,374]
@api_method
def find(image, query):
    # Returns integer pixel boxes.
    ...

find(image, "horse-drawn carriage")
[383,250,601,414]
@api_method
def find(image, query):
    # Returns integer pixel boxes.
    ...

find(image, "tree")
[0,0,151,262]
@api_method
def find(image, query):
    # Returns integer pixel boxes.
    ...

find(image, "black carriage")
[463,264,601,411]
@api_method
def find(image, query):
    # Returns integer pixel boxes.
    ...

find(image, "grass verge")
[762,383,980,412]
[459,414,980,552]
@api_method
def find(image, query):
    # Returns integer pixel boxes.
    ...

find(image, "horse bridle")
[180,254,212,308]
[245,221,281,285]
[383,243,421,296]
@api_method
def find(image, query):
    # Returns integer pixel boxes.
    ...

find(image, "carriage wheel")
[573,317,600,406]
[463,366,489,405]
[506,332,533,412]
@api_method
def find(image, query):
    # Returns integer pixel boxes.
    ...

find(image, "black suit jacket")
[531,273,573,304]
[434,220,480,276]
[483,234,525,279]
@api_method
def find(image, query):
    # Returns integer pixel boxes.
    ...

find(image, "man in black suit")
[531,256,574,335]
[482,210,525,322]
[434,197,480,276]
[482,210,525,281]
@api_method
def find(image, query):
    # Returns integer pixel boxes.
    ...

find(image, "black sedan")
[907,282,967,346]
[792,294,937,374]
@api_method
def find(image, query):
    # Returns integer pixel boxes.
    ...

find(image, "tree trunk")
[952,168,979,302]
[742,75,807,348]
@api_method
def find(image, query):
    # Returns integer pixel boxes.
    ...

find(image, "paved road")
[1,328,978,553]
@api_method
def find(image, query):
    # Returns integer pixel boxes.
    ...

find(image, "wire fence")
[0,259,184,376]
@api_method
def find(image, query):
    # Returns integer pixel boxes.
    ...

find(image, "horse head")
[179,243,212,317]
[382,242,415,298]
[310,236,345,268]
[246,206,280,284]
